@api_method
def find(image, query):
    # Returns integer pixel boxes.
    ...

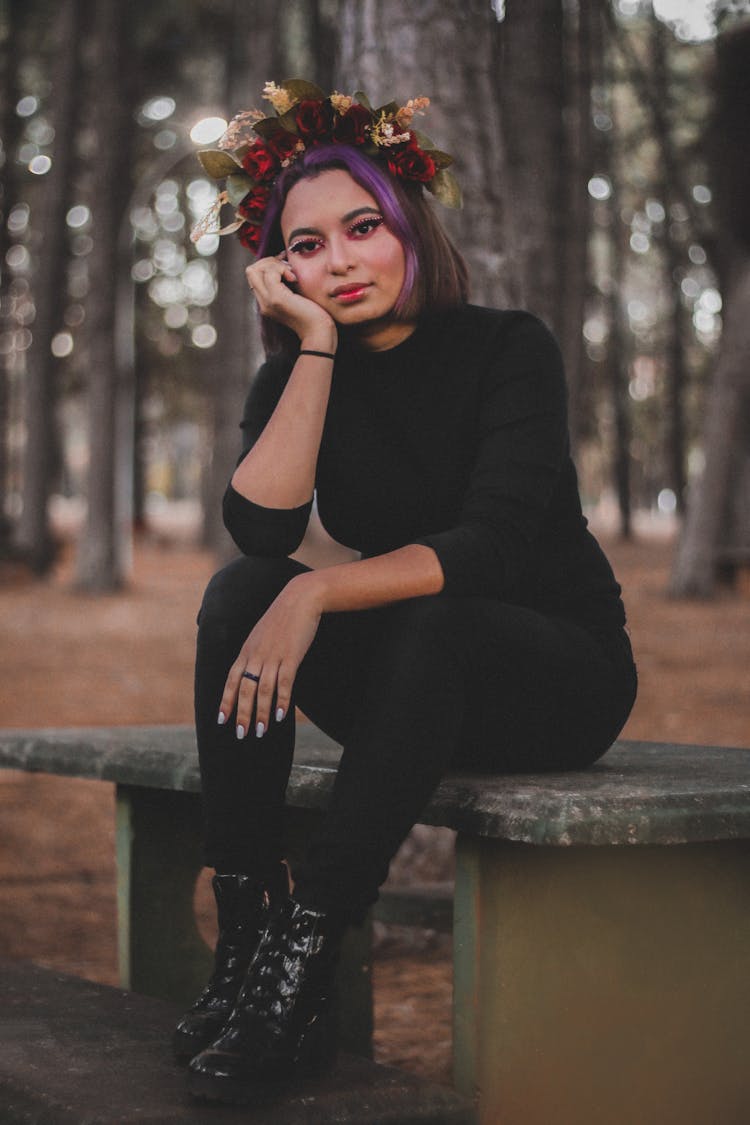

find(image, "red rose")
[238,185,271,223]
[265,130,300,163]
[294,98,334,142]
[238,222,261,252]
[387,139,436,183]
[332,103,371,146]
[241,142,277,183]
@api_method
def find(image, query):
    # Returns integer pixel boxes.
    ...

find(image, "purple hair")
[256,144,419,314]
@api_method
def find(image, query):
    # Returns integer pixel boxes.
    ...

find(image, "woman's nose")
[326,237,355,274]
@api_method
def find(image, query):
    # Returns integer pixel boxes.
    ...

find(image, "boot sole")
[187,1023,338,1104]
[187,1052,337,1105]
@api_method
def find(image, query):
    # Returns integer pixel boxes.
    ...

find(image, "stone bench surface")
[0,725,749,846]
[0,959,473,1125]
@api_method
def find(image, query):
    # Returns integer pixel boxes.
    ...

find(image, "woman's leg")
[195,553,383,875]
[195,554,311,877]
[292,596,637,922]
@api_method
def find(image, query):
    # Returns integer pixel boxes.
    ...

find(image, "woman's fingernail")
[275,707,285,723]
[236,725,245,740]
[217,711,226,725]
[256,721,266,739]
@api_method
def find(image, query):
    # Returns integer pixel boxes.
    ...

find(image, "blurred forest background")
[1,0,749,596]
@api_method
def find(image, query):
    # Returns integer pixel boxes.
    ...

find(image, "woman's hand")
[246,254,336,348]
[218,573,323,740]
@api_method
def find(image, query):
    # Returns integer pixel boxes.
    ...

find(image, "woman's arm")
[221,544,444,739]
[231,256,338,510]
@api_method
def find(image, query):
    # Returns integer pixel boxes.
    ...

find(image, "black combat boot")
[187,895,347,1103]
[172,865,289,1061]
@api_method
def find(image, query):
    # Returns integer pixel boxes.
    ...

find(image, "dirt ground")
[1,525,749,1086]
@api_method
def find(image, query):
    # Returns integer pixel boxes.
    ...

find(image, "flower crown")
[191,78,461,255]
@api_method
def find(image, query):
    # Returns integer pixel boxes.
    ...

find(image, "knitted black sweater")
[223,304,626,631]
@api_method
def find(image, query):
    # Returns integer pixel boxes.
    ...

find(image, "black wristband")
[298,349,336,360]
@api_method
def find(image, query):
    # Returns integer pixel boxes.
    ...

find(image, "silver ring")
[242,671,260,683]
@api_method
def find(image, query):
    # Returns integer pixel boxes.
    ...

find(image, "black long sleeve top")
[223,304,626,632]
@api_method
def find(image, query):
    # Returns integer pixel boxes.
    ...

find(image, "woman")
[179,82,638,1104]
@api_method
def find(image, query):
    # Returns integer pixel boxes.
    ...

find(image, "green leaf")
[280,79,326,103]
[197,149,243,179]
[425,168,462,209]
[226,173,254,206]
[374,100,400,118]
[427,148,453,171]
[253,116,291,140]
[413,129,435,149]
[353,90,372,109]
[277,109,301,135]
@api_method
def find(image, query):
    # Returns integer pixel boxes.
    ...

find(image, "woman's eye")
[350,216,384,237]
[289,238,322,255]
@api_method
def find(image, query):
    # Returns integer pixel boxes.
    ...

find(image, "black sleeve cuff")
[222,483,313,557]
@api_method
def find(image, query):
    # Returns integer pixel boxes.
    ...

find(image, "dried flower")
[190,191,228,242]
[330,92,354,115]
[218,111,264,151]
[371,112,411,147]
[262,81,294,115]
[395,96,430,131]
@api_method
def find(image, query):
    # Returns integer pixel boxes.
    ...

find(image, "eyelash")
[289,215,384,256]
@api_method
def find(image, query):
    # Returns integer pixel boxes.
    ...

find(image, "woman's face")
[280,169,412,347]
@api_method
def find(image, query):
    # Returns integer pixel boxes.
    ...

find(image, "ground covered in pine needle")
[1,526,748,1084]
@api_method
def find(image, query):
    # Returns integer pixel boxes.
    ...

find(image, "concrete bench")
[1,725,749,1125]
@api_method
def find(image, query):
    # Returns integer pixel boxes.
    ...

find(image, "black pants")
[195,555,637,924]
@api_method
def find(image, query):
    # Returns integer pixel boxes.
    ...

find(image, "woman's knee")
[373,596,467,679]
[197,555,308,633]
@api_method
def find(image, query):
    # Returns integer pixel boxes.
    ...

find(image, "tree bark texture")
[649,14,688,512]
[201,0,275,558]
[560,0,595,454]
[74,0,134,590]
[670,19,750,596]
[15,0,84,572]
[0,0,27,552]
[670,253,750,596]
[499,0,567,336]
[336,0,512,308]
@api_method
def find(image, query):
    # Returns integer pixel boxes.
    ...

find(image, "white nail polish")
[256,721,266,739]
[217,711,226,725]
[236,725,245,740]
[275,707,285,723]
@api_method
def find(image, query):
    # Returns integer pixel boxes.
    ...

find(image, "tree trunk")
[608,220,633,539]
[596,1,632,536]
[336,0,512,307]
[499,0,567,334]
[201,0,275,557]
[74,0,133,590]
[560,0,595,454]
[0,0,27,553]
[14,0,84,572]
[670,19,750,595]
[650,15,688,513]
[670,254,750,595]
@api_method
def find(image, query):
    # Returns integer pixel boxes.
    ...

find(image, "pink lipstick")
[331,284,370,303]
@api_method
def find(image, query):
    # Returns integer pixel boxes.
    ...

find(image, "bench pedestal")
[453,836,750,1125]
